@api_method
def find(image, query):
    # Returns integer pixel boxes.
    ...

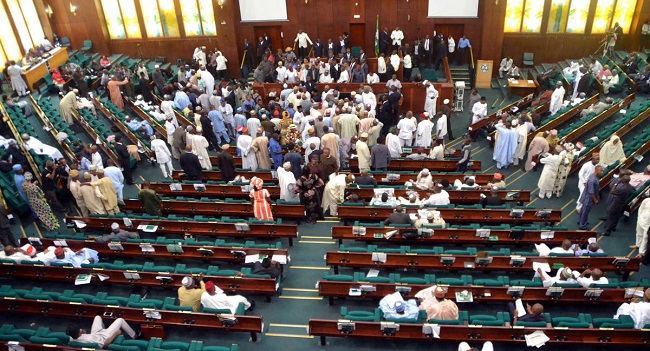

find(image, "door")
[349,23,366,52]
[433,24,465,44]
[254,26,283,54]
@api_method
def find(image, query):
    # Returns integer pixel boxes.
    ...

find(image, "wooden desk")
[336,206,561,225]
[21,48,69,90]
[508,79,538,99]
[0,263,278,297]
[331,226,595,246]
[309,319,650,346]
[325,251,639,277]
[147,182,530,205]
[348,159,481,172]
[65,216,298,246]
[122,198,305,221]
[0,298,263,341]
[318,280,633,306]
[20,238,288,265]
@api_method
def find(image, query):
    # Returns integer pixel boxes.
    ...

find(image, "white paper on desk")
[535,243,551,257]
[73,220,87,229]
[532,261,551,273]
[367,269,380,278]
[271,254,288,264]
[95,136,102,145]
[75,274,92,285]
[409,213,418,221]
[527,80,534,84]
[123,217,133,227]
[588,237,597,244]
[245,254,261,263]
[515,298,527,317]
[511,80,519,84]
[53,240,68,247]
[96,273,110,281]
[384,291,404,309]
[430,324,441,338]
[137,225,158,233]
[169,183,183,191]
[525,330,549,348]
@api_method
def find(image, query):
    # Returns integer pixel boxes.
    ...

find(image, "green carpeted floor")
[2,79,650,351]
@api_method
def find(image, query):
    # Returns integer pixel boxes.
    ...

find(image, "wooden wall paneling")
[47,0,109,55]
[349,0,364,23]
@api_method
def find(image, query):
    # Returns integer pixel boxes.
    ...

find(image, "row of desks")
[20,238,288,265]
[66,216,298,246]
[0,298,262,341]
[0,263,278,298]
[122,199,559,225]
[308,319,650,346]
[330,226,596,246]
[318,280,637,305]
[172,169,497,186]
[148,182,530,205]
[325,251,639,277]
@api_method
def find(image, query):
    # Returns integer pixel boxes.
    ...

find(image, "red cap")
[205,281,215,293]
[54,247,65,257]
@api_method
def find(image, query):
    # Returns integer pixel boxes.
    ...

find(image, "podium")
[475,60,493,88]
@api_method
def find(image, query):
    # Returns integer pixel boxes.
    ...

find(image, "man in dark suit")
[306,64,319,83]
[257,36,266,63]
[180,144,203,181]
[326,38,337,56]
[576,67,592,96]
[262,32,272,52]
[358,49,367,62]
[313,38,324,58]
[329,60,341,82]
[244,38,255,68]
[113,135,133,185]
[380,27,390,57]
[343,48,353,62]
[388,86,402,125]
[216,144,236,182]
[422,35,433,66]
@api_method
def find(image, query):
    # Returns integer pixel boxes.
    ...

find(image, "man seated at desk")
[535,266,577,288]
[422,183,450,206]
[508,299,546,324]
[379,293,419,320]
[91,222,139,243]
[480,186,503,207]
[201,281,255,314]
[124,116,154,138]
[369,192,398,207]
[484,173,506,189]
[614,288,650,329]
[574,268,608,288]
[416,286,459,320]
[384,205,413,226]
[50,246,100,268]
[407,168,433,190]
[354,170,377,186]
[453,175,481,190]
[178,274,206,311]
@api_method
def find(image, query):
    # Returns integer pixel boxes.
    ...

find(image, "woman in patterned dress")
[249,177,273,220]
[295,167,325,224]
[22,172,60,231]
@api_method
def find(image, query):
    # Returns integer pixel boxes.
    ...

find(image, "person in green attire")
[138,181,162,216]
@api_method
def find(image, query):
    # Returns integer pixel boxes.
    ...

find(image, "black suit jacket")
[180,152,203,180]
[114,143,130,164]
[257,41,266,57]
[330,65,341,81]
[380,31,390,50]
[577,73,592,94]
[313,43,324,58]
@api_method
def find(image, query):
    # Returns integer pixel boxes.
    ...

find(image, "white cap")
[111,222,119,230]
[443,99,450,104]
[182,276,193,288]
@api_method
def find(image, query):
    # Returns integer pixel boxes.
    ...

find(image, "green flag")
[374,15,379,57]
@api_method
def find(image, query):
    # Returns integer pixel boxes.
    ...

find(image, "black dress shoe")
[248,299,256,313]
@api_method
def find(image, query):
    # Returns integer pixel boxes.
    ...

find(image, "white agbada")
[201,289,251,314]
[614,302,650,329]
[513,124,528,164]
[397,118,417,145]
[415,119,434,147]
[386,133,402,157]
[237,134,258,171]
[471,102,488,124]
[390,54,400,72]
[199,69,215,96]
[424,84,439,116]
[390,30,404,46]
[322,174,348,216]
[362,92,377,112]
[549,86,565,115]
[636,198,650,252]
[91,152,104,170]
[247,119,261,137]
[378,58,386,74]
[277,167,299,202]
[436,114,448,140]
[191,134,212,169]
[537,153,563,198]
[24,136,64,161]
[576,161,596,212]
[151,138,172,164]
